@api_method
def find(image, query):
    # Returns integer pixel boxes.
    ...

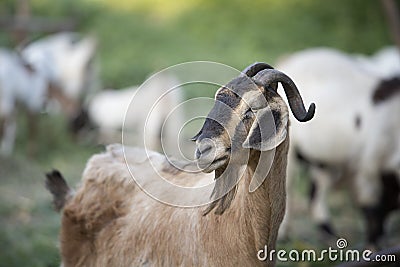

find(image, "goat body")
[47,63,315,266]
[50,143,287,266]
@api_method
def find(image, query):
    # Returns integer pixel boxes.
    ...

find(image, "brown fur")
[57,136,289,267]
[55,68,295,266]
[53,65,307,266]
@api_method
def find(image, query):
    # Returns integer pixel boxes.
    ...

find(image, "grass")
[0,115,101,267]
[0,155,60,267]
[1,113,399,267]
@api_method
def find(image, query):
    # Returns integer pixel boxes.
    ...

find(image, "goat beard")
[202,164,244,216]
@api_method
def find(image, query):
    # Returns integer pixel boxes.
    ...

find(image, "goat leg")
[0,114,16,155]
[27,111,38,157]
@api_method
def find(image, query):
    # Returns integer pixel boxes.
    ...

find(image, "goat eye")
[243,109,253,120]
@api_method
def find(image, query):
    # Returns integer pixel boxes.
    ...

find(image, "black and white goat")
[21,32,98,127]
[0,48,48,155]
[277,47,400,247]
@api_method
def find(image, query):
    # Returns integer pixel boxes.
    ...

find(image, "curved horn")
[253,69,315,122]
[241,62,274,77]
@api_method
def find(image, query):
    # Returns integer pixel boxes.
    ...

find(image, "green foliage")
[0,0,393,90]
[0,114,101,267]
[0,1,398,266]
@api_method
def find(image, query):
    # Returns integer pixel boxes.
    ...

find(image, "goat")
[0,48,48,155]
[354,46,400,79]
[357,77,400,246]
[83,72,183,153]
[276,47,400,247]
[21,32,98,126]
[45,62,314,266]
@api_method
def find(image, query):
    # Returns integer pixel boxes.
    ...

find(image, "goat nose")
[195,138,214,159]
[199,144,212,155]
[195,144,212,159]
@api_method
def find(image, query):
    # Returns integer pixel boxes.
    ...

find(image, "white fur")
[277,47,400,238]
[355,46,400,79]
[0,48,48,155]
[21,32,98,111]
[88,73,184,152]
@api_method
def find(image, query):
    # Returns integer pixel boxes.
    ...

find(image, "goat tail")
[45,169,72,212]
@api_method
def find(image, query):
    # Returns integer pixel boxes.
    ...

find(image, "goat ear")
[242,105,288,151]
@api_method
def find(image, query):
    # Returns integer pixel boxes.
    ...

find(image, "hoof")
[318,222,337,237]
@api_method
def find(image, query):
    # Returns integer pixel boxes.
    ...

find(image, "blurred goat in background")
[0,48,48,155]
[277,46,400,249]
[0,32,99,156]
[21,32,99,135]
[79,71,184,154]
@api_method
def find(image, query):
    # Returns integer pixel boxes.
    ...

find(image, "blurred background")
[0,0,399,266]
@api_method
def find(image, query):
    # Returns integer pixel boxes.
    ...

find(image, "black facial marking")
[197,117,225,140]
[198,76,261,142]
[199,80,252,140]
[224,77,261,99]
[216,87,241,109]
[372,77,400,104]
[272,109,281,129]
[191,130,202,141]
